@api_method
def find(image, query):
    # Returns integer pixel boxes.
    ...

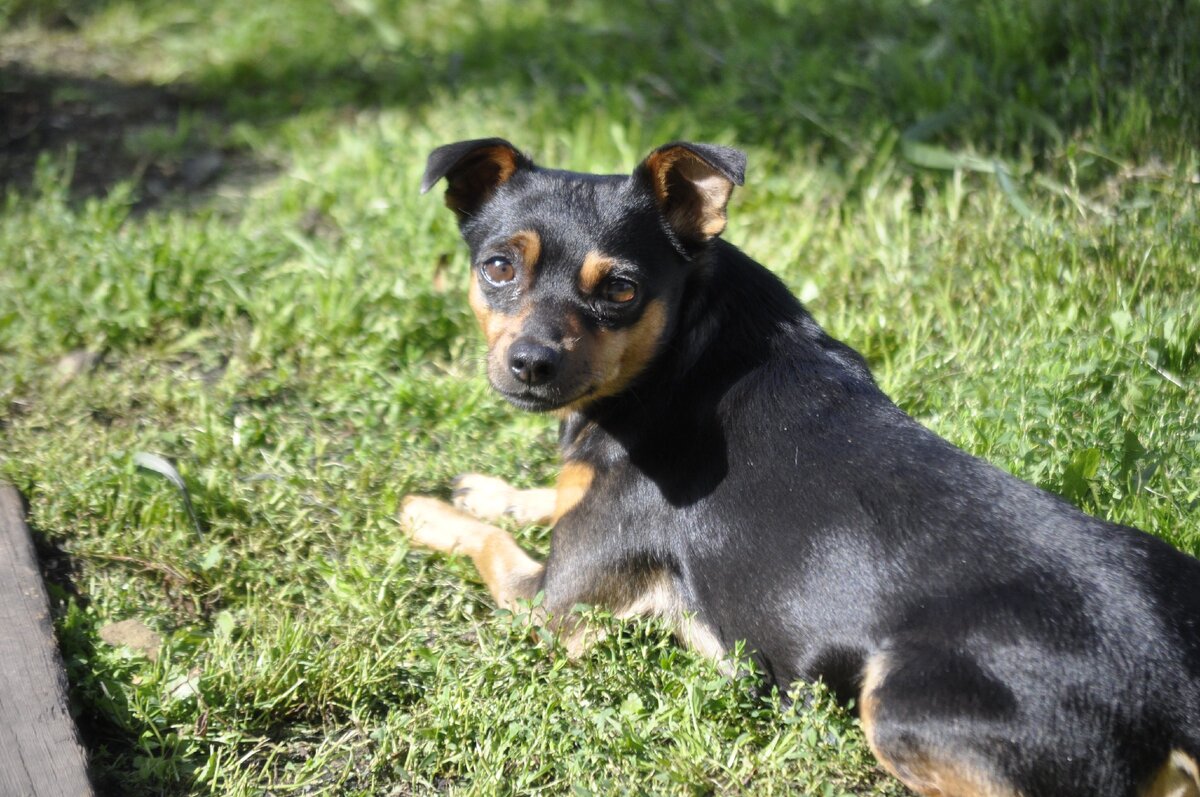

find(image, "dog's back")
[609,238,1200,795]
[550,234,1200,795]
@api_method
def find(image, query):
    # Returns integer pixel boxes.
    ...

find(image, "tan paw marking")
[401,494,545,610]
[451,473,556,524]
[401,495,490,555]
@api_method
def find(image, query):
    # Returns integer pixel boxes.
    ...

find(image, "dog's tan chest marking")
[404,491,723,666]
[552,566,725,663]
[425,463,726,665]
[552,461,595,523]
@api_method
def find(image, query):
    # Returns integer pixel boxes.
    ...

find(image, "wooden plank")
[0,483,95,797]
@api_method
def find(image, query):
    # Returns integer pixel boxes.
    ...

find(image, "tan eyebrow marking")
[509,229,541,285]
[579,250,617,294]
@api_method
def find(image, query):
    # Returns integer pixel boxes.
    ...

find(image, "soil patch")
[1,60,273,210]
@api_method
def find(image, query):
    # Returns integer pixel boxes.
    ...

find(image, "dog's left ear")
[636,142,746,246]
[421,138,533,221]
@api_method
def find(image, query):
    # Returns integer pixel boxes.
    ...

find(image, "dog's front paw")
[401,495,476,554]
[451,472,549,523]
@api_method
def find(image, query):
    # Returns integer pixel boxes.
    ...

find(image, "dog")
[402,138,1200,797]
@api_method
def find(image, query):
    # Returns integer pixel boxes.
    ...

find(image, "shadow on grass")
[3,0,1198,206]
[0,62,276,211]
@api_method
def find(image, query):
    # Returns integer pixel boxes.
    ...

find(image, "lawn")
[1,0,1198,794]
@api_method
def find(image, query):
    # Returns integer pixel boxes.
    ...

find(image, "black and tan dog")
[403,138,1200,797]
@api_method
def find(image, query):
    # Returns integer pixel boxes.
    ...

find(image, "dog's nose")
[508,338,561,386]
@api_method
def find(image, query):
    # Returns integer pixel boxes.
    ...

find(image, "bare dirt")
[1,45,272,210]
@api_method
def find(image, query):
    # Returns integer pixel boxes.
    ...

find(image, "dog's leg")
[450,474,557,525]
[859,653,1020,797]
[401,495,595,655]
[406,462,710,660]
[1143,751,1200,797]
[401,496,543,610]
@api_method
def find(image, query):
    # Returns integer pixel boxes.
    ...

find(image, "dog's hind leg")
[1142,750,1200,797]
[859,653,1022,797]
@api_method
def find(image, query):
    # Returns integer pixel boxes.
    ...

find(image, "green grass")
[1,0,1199,794]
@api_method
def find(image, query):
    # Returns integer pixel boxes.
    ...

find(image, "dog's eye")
[600,277,637,304]
[480,256,515,286]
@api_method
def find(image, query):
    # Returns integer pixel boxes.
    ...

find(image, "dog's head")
[422,138,745,413]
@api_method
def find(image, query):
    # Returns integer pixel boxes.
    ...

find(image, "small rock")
[181,151,224,188]
[54,350,102,383]
[98,618,162,661]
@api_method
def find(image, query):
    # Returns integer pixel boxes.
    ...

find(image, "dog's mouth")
[494,383,596,413]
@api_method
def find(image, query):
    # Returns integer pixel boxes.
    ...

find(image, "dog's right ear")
[635,142,746,249]
[421,138,532,221]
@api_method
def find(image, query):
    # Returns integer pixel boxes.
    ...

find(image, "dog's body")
[404,138,1200,797]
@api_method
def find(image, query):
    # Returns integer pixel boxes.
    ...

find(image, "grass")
[1,0,1198,794]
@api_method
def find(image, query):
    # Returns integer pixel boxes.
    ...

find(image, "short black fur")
[422,138,1200,797]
